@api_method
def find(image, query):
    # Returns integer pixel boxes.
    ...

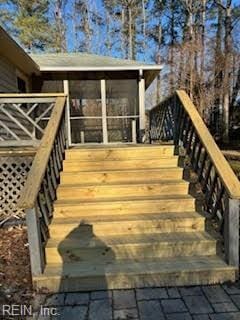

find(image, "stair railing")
[149,90,240,268]
[18,96,66,276]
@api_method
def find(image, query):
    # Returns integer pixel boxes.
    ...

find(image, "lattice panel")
[0,156,33,219]
[0,98,55,142]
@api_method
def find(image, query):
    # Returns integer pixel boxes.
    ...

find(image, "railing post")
[173,94,181,146]
[63,80,71,148]
[139,70,146,142]
[148,111,152,144]
[224,197,239,268]
[26,206,44,276]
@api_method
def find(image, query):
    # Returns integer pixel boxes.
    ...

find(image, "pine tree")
[9,0,52,51]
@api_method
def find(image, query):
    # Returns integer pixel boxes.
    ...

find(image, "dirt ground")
[0,226,34,311]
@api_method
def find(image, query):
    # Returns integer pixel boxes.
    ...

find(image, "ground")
[0,227,34,319]
[28,283,240,319]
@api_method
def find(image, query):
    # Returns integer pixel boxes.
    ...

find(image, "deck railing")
[0,93,66,146]
[18,95,66,275]
[149,90,240,268]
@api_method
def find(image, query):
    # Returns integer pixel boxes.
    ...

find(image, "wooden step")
[57,181,189,200]
[45,232,217,264]
[54,195,196,218]
[60,168,184,185]
[34,255,236,292]
[65,145,175,161]
[49,212,205,237]
[63,157,179,172]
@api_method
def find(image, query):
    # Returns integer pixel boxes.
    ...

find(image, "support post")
[139,70,145,142]
[101,79,108,144]
[224,198,239,268]
[80,131,85,144]
[132,119,137,144]
[63,80,71,148]
[26,207,44,276]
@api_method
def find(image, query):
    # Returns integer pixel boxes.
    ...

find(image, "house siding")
[0,56,18,92]
[0,55,32,140]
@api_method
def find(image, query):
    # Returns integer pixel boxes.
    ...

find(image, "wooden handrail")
[176,90,240,199]
[18,96,66,209]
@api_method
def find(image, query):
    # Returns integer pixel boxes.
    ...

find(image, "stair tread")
[58,179,188,189]
[64,156,178,163]
[50,211,204,225]
[36,255,235,279]
[55,194,194,206]
[68,145,174,151]
[46,231,215,249]
[61,167,183,175]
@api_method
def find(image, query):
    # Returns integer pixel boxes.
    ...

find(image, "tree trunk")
[169,0,175,94]
[222,2,232,143]
[142,0,146,60]
[199,0,206,115]
[128,6,133,59]
[188,0,194,99]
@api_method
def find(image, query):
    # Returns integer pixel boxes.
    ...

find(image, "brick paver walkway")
[32,283,240,320]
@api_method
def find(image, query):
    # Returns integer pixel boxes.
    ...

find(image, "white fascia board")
[38,65,163,72]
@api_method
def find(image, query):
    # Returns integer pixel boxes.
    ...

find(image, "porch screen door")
[69,80,103,144]
[106,79,139,143]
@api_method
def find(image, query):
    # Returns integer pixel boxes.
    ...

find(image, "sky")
[0,0,240,64]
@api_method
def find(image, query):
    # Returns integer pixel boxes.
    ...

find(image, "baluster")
[193,141,202,172]
[190,132,199,165]
[56,134,63,164]
[174,104,183,145]
[202,160,213,193]
[198,149,207,182]
[40,221,48,243]
[46,164,55,201]
[205,172,217,214]
[179,112,187,143]
[211,182,225,218]
[54,141,61,171]
[186,125,194,155]
[59,123,65,152]
[42,179,53,217]
[52,148,60,179]
[37,195,50,226]
[49,155,57,189]
[182,117,191,147]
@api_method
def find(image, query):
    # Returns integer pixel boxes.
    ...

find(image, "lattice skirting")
[0,156,33,220]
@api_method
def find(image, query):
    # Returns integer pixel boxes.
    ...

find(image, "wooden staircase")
[34,145,236,292]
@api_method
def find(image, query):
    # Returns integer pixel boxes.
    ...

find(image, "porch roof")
[31,53,162,88]
[31,52,162,71]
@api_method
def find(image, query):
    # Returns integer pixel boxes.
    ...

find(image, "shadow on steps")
[57,222,116,293]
